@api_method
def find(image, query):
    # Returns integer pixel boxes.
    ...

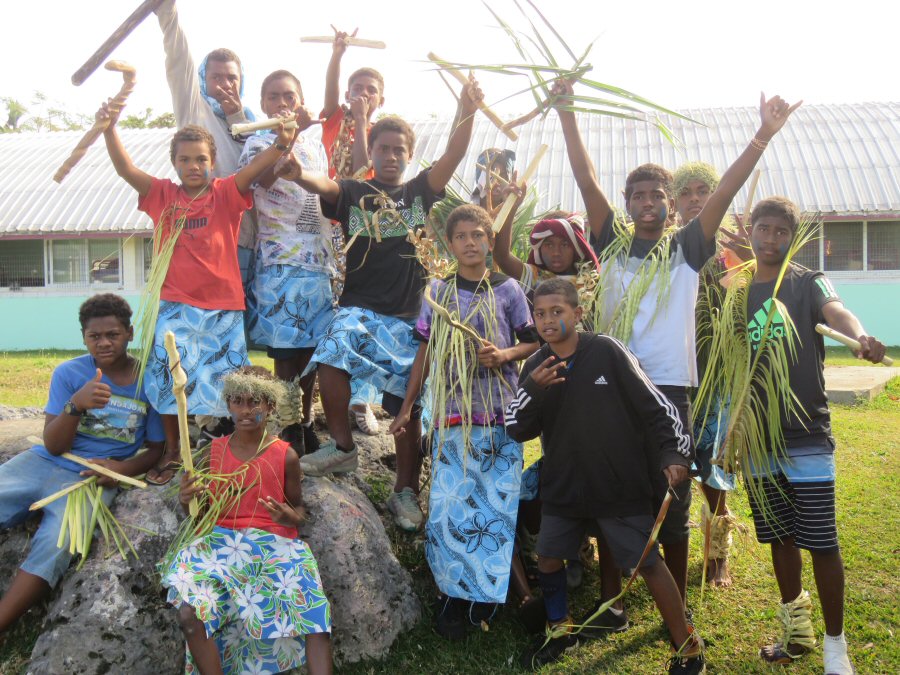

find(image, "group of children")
[0,3,890,673]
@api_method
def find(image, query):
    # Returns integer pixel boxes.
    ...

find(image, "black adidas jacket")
[504,333,692,518]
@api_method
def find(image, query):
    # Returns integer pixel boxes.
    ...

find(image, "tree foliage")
[1,93,174,133]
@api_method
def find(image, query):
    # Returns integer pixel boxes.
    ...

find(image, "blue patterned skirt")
[146,301,248,416]
[693,400,736,491]
[425,425,523,603]
[306,306,417,406]
[247,261,335,350]
[161,526,331,675]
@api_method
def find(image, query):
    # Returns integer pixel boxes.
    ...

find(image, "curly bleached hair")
[673,161,720,196]
[222,366,286,409]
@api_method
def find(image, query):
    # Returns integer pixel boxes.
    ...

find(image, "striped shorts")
[746,452,838,552]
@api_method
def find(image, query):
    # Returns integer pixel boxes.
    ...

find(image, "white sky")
[2,0,898,124]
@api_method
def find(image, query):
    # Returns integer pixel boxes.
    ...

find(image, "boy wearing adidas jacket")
[504,279,705,674]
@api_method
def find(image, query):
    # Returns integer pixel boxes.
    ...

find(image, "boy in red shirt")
[97,100,295,483]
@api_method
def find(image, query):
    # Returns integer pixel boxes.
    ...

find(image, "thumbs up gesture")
[72,368,112,411]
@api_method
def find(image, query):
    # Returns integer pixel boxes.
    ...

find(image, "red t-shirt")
[138,176,252,310]
[320,106,375,180]
[210,436,297,540]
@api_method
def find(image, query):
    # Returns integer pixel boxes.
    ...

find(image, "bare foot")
[706,557,733,588]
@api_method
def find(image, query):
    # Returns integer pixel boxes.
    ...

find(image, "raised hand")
[295,105,318,132]
[213,81,243,117]
[274,111,295,146]
[460,73,484,115]
[96,98,124,128]
[72,368,111,411]
[349,95,369,124]
[527,355,567,389]
[550,79,575,110]
[719,213,754,262]
[331,25,358,57]
[757,92,802,141]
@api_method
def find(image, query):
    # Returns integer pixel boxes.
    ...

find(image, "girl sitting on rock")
[161,366,332,674]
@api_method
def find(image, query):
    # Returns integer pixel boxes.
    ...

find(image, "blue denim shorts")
[0,450,116,586]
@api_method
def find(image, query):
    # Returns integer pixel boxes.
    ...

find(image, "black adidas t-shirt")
[322,170,444,318]
[747,264,841,451]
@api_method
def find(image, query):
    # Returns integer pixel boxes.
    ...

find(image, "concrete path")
[824,365,900,404]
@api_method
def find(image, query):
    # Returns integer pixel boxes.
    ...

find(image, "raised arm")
[491,178,526,281]
[699,93,801,241]
[272,149,341,205]
[233,116,297,194]
[427,77,484,193]
[99,102,153,196]
[551,80,612,239]
[349,96,371,176]
[155,0,203,126]
[322,28,354,119]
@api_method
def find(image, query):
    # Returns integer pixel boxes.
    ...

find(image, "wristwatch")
[63,400,83,416]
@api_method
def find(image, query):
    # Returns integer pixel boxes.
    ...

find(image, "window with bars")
[0,240,44,288]
[824,221,864,271]
[867,221,900,271]
[47,239,122,287]
[793,224,821,270]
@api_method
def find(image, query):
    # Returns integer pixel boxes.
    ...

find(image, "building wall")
[1,281,898,351]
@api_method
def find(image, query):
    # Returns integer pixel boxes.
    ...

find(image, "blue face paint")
[203,168,210,180]
[559,319,566,336]
[658,204,668,224]
[255,413,263,424]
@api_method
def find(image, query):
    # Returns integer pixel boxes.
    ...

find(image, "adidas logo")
[594,375,608,385]
[747,298,786,347]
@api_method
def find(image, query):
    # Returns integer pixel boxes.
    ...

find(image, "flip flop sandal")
[145,461,181,486]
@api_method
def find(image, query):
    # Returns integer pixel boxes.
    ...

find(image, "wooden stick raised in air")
[231,118,300,137]
[54,61,137,183]
[492,144,548,232]
[300,36,386,49]
[815,324,893,366]
[163,331,198,516]
[427,53,518,142]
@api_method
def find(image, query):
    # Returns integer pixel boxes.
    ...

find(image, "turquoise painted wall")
[0,282,898,350]
[0,294,143,351]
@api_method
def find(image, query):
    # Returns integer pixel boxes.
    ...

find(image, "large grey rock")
[27,486,183,675]
[0,411,422,673]
[297,475,421,666]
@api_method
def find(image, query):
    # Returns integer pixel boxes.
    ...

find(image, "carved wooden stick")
[53,61,137,184]
[503,101,548,132]
[492,144,548,232]
[300,36,386,49]
[815,324,894,366]
[427,53,518,142]
[71,0,163,86]
[61,453,148,488]
[230,118,300,137]
[163,331,198,516]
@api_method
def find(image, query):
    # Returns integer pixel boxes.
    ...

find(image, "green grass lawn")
[0,352,897,673]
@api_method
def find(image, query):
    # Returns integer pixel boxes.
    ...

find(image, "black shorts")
[537,513,660,570]
[651,385,694,545]
[746,471,839,553]
[266,346,313,360]
[381,392,422,420]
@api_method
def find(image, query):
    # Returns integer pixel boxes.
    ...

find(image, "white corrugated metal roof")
[1,102,897,236]
[411,101,900,218]
[0,128,175,236]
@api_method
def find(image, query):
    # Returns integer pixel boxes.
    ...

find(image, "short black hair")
[624,163,674,200]
[170,125,217,164]
[205,48,242,72]
[751,196,801,232]
[260,69,303,102]
[348,67,384,94]
[79,293,132,331]
[445,204,494,242]
[534,278,579,308]
[368,116,415,153]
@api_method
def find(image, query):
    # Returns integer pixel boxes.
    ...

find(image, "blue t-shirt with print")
[30,355,165,473]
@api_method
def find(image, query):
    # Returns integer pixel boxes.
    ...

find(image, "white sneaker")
[386,487,424,531]
[352,404,380,435]
[299,441,358,477]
